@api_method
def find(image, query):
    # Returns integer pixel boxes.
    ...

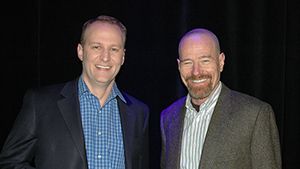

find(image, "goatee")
[186,74,213,99]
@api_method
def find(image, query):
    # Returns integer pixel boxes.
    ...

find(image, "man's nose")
[100,49,110,62]
[192,63,201,76]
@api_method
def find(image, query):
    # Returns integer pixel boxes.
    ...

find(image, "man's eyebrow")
[88,42,122,48]
[199,55,213,59]
[179,55,213,62]
[88,42,101,45]
[180,58,193,62]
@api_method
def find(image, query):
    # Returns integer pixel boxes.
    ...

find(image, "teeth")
[96,65,111,69]
[192,79,207,83]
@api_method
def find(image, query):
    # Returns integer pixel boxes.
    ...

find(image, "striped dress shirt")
[78,76,126,169]
[180,82,222,169]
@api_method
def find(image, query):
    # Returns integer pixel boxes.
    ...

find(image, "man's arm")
[0,89,37,168]
[141,106,150,169]
[251,104,282,168]
[160,110,166,169]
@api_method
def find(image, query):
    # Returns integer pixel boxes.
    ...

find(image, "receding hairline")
[80,15,127,46]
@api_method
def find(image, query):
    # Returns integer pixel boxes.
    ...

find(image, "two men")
[160,28,281,168]
[0,14,281,169]
[0,15,149,169]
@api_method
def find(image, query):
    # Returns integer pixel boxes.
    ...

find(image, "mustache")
[186,74,212,81]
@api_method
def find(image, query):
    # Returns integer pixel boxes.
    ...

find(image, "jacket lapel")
[167,98,186,168]
[117,96,135,169]
[199,84,234,169]
[57,78,88,167]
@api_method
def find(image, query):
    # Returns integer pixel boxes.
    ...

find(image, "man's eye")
[93,46,100,49]
[182,61,193,66]
[202,59,210,64]
[111,48,118,52]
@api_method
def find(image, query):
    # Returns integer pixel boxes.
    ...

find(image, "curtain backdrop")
[1,0,299,168]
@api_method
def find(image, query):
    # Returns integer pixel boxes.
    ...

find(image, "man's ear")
[77,43,83,61]
[121,49,126,65]
[219,52,225,72]
[177,59,181,72]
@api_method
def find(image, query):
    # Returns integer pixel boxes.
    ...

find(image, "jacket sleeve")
[251,104,282,168]
[0,89,37,168]
[160,110,166,169]
[142,106,150,169]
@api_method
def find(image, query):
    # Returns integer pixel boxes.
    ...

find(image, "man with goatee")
[160,28,281,169]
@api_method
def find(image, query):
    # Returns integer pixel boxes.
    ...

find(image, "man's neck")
[191,100,200,112]
[83,78,115,107]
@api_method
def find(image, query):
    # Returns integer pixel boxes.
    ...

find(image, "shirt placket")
[91,94,109,168]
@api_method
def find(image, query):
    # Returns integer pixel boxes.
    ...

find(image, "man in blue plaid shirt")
[0,15,149,169]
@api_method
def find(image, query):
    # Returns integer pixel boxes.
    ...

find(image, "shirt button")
[98,155,101,158]
[99,110,101,113]
[98,132,101,135]
[193,143,197,147]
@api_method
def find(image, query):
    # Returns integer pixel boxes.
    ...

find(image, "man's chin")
[189,91,210,100]
[188,85,213,100]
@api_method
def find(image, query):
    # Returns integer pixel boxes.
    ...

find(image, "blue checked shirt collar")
[78,75,127,105]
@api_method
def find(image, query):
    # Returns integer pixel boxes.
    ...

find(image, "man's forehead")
[180,34,214,51]
[87,21,114,31]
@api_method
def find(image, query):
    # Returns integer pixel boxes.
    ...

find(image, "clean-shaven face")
[77,22,125,88]
[178,34,225,104]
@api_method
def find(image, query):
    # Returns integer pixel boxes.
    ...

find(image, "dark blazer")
[160,83,281,169]
[0,78,149,169]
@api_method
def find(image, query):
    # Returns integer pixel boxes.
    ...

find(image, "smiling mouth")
[192,79,207,83]
[96,65,111,69]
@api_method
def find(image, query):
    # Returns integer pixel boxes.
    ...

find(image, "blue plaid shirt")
[78,76,126,169]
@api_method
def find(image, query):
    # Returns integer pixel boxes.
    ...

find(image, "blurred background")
[1,0,299,168]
